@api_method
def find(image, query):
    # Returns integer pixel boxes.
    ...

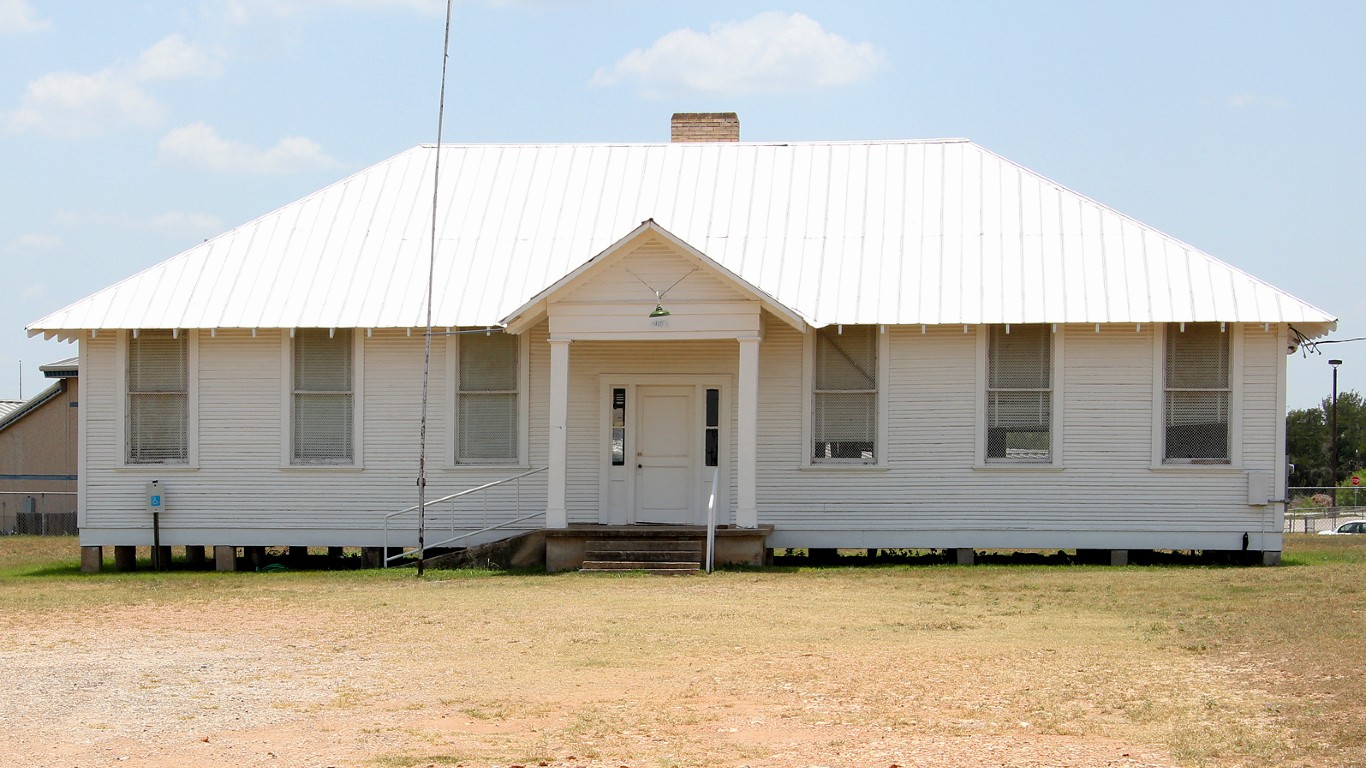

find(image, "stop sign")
[1354,476,1361,487]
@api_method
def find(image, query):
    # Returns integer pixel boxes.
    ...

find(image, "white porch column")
[737,336,760,528]
[547,339,570,529]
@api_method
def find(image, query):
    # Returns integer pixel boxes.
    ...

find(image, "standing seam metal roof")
[28,139,1335,337]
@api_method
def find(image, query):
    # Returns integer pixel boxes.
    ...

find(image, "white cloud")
[593,12,885,96]
[140,211,227,238]
[1229,93,1288,109]
[0,0,50,33]
[52,210,224,239]
[6,232,62,253]
[134,34,223,81]
[5,70,165,137]
[485,0,587,8]
[157,122,341,175]
[4,34,218,137]
[224,0,445,22]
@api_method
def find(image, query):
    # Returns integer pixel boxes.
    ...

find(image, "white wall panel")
[79,321,1288,555]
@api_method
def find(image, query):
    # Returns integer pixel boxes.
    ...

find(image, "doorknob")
[637,463,643,469]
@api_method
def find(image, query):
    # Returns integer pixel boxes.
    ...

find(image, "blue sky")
[1,0,1361,409]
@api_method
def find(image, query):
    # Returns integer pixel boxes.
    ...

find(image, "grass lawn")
[0,535,1362,768]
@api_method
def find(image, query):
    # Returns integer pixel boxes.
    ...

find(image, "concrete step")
[580,560,700,574]
[584,548,701,562]
[585,539,703,552]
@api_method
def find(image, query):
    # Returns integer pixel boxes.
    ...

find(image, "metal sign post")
[146,480,163,572]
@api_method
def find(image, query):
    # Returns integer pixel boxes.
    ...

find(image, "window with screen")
[986,325,1052,463]
[127,330,188,464]
[812,325,877,463]
[1164,323,1230,463]
[457,331,518,463]
[292,329,354,465]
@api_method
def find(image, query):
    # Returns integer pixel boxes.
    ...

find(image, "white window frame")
[975,324,1064,468]
[116,329,199,468]
[445,329,529,467]
[801,324,890,468]
[1152,322,1242,468]
[280,329,364,468]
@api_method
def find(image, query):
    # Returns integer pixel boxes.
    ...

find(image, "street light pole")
[1329,359,1343,505]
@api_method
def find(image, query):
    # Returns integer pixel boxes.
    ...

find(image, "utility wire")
[1287,325,1363,357]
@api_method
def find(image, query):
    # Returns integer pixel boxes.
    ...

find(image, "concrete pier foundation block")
[154,546,173,569]
[1110,549,1129,567]
[114,545,137,572]
[214,545,237,572]
[954,548,975,566]
[81,546,103,573]
[360,547,383,569]
[1262,550,1282,566]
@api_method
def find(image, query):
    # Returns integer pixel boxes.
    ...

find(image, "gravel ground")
[0,601,1184,768]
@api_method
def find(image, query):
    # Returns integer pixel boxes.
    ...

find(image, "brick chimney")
[671,112,740,142]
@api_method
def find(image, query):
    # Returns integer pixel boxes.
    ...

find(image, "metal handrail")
[418,509,546,554]
[383,467,546,566]
[705,467,719,574]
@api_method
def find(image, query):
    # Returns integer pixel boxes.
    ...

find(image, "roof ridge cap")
[417,138,973,149]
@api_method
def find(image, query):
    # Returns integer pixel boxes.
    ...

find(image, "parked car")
[1319,520,1366,535]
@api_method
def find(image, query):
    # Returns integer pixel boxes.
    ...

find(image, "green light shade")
[649,304,670,318]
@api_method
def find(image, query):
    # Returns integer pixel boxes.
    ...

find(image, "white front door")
[634,385,695,524]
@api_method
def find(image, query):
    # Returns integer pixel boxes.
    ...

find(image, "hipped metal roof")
[29,139,1335,339]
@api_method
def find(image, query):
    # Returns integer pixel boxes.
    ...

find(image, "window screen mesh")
[986,325,1051,462]
[815,326,876,390]
[458,332,518,462]
[813,326,876,461]
[127,330,188,464]
[459,393,517,460]
[460,331,518,391]
[1164,323,1230,461]
[292,329,353,464]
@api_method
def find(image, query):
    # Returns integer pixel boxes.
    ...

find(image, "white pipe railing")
[382,467,546,567]
[705,467,719,574]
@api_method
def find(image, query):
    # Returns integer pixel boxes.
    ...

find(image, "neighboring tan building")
[0,358,78,534]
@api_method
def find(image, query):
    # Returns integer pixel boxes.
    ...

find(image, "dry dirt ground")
[0,550,1358,768]
[0,603,1179,768]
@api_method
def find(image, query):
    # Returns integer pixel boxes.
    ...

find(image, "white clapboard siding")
[548,236,763,339]
[80,321,1283,552]
[559,238,746,306]
[754,322,1282,551]
[1241,324,1281,471]
[79,329,548,546]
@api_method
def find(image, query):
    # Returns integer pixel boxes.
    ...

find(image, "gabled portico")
[502,219,808,531]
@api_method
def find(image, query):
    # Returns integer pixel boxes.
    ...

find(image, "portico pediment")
[501,220,807,340]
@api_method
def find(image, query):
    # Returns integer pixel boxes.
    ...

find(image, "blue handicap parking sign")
[150,495,161,507]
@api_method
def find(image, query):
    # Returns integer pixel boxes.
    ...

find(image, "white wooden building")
[29,114,1335,569]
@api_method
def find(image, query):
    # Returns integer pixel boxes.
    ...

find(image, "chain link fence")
[0,491,77,536]
[1286,486,1366,533]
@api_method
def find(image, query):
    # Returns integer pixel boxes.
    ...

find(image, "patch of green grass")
[372,752,469,768]
[0,535,81,574]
